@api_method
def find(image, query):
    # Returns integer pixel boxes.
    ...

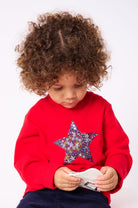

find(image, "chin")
[62,102,78,109]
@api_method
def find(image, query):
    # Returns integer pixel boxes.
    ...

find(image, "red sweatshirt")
[14,92,132,204]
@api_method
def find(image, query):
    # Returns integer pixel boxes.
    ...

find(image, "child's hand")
[95,166,119,192]
[54,167,82,191]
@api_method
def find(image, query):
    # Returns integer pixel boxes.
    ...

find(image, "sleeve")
[14,113,62,191]
[103,103,132,193]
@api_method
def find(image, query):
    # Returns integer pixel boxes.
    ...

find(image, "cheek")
[48,90,59,102]
[77,88,87,99]
[51,92,64,104]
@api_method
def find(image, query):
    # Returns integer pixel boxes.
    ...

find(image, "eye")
[53,87,63,91]
[74,84,83,88]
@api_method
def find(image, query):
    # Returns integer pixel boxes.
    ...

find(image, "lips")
[62,101,77,107]
[64,102,75,105]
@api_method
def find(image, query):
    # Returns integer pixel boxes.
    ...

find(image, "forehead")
[55,72,78,84]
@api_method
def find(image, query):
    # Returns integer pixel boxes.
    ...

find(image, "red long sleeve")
[103,103,132,192]
[14,115,62,192]
[14,92,132,202]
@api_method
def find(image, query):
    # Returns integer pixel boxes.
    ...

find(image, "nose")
[65,89,76,100]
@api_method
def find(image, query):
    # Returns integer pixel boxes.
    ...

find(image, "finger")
[96,183,115,192]
[100,166,118,180]
[59,175,82,186]
[64,178,81,186]
[56,175,82,189]
[96,170,114,182]
[68,175,81,181]
[96,179,114,187]
[65,174,82,183]
[58,180,79,190]
[59,167,83,183]
[96,178,117,192]
[95,177,114,186]
[59,181,80,188]
[62,182,80,188]
[61,185,79,191]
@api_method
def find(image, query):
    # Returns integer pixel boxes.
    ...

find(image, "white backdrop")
[0,0,138,207]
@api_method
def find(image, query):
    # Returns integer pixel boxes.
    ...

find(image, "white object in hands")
[69,168,103,191]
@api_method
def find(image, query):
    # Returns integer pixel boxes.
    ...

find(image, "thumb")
[61,167,74,174]
[100,166,108,175]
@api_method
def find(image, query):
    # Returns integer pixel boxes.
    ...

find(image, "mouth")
[62,101,77,107]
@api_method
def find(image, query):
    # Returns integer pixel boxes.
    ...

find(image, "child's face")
[48,72,87,109]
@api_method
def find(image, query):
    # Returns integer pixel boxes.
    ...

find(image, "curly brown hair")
[15,11,110,96]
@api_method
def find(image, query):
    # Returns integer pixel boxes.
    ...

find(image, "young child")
[14,11,132,208]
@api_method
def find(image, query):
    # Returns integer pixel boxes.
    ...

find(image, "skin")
[54,166,118,192]
[95,166,119,192]
[48,72,87,109]
[48,72,119,192]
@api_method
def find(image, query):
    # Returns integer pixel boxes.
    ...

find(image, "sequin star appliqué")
[54,121,98,164]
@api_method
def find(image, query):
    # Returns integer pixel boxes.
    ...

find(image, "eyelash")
[54,87,63,91]
[74,84,83,88]
[53,84,83,91]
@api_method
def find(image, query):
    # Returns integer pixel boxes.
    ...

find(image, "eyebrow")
[53,83,62,87]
